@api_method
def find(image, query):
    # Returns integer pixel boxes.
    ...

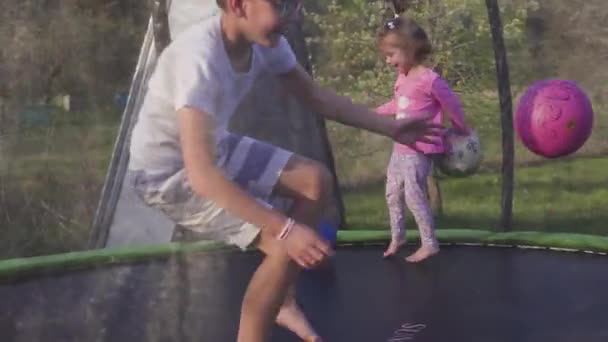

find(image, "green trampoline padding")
[0,229,607,281]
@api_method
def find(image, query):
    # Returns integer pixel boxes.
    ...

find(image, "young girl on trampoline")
[374,14,472,262]
[127,1,443,341]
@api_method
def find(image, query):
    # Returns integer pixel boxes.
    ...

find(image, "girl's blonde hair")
[377,15,432,63]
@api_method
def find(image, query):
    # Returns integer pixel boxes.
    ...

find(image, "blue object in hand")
[319,220,337,247]
[304,220,337,273]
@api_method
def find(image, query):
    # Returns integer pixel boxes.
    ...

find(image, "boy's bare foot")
[383,239,406,258]
[276,301,322,342]
[405,245,439,263]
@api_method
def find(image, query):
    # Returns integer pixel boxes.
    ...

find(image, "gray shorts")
[130,133,294,250]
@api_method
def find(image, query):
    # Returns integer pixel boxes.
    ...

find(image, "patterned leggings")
[385,152,438,248]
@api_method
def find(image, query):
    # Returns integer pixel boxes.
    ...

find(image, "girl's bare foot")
[405,245,439,263]
[383,239,406,258]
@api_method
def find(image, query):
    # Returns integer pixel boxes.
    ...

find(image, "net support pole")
[88,1,172,248]
[485,0,514,231]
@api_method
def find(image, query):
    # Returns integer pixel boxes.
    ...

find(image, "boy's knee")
[303,161,333,203]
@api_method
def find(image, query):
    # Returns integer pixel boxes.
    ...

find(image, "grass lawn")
[1,98,606,258]
[342,156,608,236]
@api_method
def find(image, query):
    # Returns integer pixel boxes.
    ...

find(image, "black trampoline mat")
[1,245,607,342]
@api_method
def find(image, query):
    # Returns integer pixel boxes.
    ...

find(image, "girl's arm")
[431,77,471,135]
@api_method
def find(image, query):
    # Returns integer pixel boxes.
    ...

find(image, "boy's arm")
[171,48,330,268]
[277,64,441,144]
[171,54,287,237]
[178,106,333,267]
[431,77,471,135]
[375,99,397,116]
[178,106,286,236]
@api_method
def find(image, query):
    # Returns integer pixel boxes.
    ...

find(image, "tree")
[0,0,146,118]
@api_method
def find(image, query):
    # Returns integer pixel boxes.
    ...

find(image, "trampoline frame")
[2,229,607,282]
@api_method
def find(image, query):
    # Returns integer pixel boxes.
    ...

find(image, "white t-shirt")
[129,15,297,173]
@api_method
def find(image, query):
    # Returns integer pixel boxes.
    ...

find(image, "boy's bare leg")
[273,156,332,341]
[237,232,299,342]
[237,156,331,342]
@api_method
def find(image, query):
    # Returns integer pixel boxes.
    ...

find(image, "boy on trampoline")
[374,14,471,262]
[127,0,442,341]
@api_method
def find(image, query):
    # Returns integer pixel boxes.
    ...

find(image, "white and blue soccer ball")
[436,129,483,177]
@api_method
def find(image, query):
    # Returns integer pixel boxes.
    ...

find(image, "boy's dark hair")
[377,15,432,63]
[216,0,226,9]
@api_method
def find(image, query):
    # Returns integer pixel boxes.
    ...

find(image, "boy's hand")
[284,223,334,269]
[390,117,445,145]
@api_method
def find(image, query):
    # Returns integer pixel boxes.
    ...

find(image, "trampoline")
[1,230,608,342]
[3,1,606,341]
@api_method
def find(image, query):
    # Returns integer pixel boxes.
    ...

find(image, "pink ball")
[515,79,594,158]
